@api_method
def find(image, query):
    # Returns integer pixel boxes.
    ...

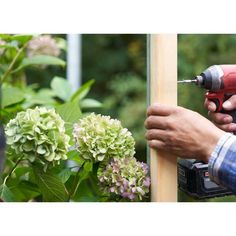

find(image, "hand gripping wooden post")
[148,34,177,202]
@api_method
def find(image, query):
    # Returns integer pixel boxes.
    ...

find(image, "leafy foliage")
[33,166,68,202]
[2,86,25,108]
[51,76,72,101]
[0,34,107,202]
[56,101,82,136]
[0,34,150,202]
[13,55,65,72]
[0,184,16,202]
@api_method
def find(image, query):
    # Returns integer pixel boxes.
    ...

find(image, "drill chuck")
[195,75,204,86]
[195,65,224,91]
[178,65,224,91]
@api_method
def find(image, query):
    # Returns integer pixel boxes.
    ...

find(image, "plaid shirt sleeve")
[208,132,236,193]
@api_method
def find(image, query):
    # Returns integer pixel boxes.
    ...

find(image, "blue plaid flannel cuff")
[208,132,236,189]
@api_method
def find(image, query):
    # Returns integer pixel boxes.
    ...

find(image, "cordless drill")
[178,65,236,199]
[179,65,236,122]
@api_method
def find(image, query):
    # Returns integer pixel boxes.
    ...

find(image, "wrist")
[201,129,226,163]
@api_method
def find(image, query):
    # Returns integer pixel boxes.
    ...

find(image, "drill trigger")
[206,91,225,112]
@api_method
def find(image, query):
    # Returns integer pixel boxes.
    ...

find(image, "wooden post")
[149,34,177,202]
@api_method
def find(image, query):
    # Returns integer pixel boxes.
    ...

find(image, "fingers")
[144,116,168,130]
[222,95,236,110]
[204,98,217,112]
[208,111,233,124]
[205,95,236,112]
[145,129,167,141]
[148,140,165,150]
[205,97,236,130]
[145,104,174,149]
[147,103,175,117]
[214,123,236,132]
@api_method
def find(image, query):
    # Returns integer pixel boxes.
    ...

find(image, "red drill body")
[194,65,236,112]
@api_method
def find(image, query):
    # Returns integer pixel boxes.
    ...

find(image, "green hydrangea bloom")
[98,157,150,201]
[73,113,135,162]
[5,107,70,164]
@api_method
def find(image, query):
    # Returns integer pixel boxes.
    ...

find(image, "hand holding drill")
[180,65,236,133]
[205,95,236,132]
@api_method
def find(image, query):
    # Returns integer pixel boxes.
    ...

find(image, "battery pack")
[178,159,232,199]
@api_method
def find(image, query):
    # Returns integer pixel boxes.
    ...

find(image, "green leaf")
[2,86,25,108]
[76,162,93,186]
[84,161,93,172]
[9,181,40,202]
[11,35,33,44]
[57,168,72,184]
[14,55,66,72]
[51,76,72,101]
[0,184,16,202]
[73,175,100,202]
[80,98,102,109]
[18,180,39,193]
[0,34,12,41]
[0,42,18,50]
[56,101,82,134]
[70,79,95,102]
[67,150,84,166]
[22,88,57,108]
[14,166,31,178]
[67,161,93,200]
[33,166,68,202]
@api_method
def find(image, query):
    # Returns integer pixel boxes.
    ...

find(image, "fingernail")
[230,124,236,130]
[224,116,233,123]
[223,101,233,110]
[208,104,215,110]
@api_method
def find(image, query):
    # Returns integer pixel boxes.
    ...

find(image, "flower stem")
[0,43,27,84]
[3,156,23,185]
[68,162,85,201]
[0,43,28,114]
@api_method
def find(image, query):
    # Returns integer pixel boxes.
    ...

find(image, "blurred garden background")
[2,34,236,202]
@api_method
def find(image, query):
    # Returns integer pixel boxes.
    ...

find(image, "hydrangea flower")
[98,157,150,201]
[5,107,70,165]
[27,35,60,57]
[73,113,135,162]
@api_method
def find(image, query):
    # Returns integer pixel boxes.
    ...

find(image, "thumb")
[223,95,236,110]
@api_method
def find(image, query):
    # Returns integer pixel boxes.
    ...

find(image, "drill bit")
[178,79,197,84]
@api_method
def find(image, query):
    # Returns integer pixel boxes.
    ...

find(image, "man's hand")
[145,104,225,163]
[204,95,236,132]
